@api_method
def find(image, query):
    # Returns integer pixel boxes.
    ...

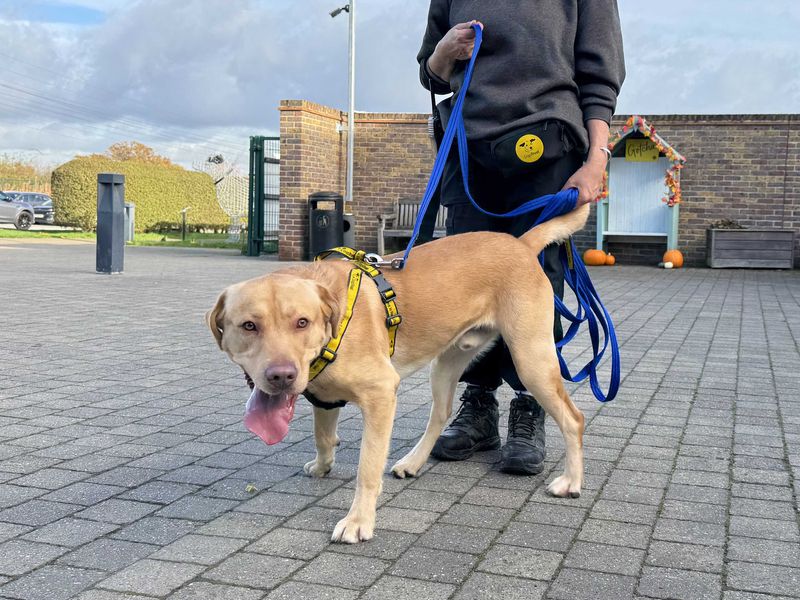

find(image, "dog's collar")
[307,247,403,384]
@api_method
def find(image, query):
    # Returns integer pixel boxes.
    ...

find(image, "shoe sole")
[430,436,501,461]
[499,456,545,475]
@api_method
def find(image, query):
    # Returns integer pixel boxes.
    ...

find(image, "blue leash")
[400,23,620,403]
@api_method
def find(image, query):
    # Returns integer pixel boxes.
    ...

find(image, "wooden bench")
[377,198,447,255]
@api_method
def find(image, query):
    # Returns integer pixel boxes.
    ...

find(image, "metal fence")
[247,136,280,255]
[0,176,51,194]
[264,137,279,250]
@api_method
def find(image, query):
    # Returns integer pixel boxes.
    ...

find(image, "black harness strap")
[303,390,347,410]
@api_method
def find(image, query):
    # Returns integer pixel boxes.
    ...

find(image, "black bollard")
[96,173,125,274]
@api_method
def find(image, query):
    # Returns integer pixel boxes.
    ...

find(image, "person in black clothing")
[417,1,625,474]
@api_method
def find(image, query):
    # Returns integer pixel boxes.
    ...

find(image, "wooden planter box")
[706,229,795,269]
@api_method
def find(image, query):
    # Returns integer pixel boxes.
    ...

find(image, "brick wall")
[574,114,800,266]
[350,114,434,250]
[277,100,431,259]
[279,102,799,267]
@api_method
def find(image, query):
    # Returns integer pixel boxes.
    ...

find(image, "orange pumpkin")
[605,253,616,266]
[662,249,684,268]
[583,249,607,266]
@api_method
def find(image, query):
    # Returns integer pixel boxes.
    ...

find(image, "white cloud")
[616,0,800,114]
[0,0,798,168]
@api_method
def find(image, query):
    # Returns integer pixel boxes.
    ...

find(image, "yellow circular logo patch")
[515,134,544,163]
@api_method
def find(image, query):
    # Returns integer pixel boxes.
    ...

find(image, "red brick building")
[278,100,799,267]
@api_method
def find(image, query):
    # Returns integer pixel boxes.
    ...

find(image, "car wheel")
[15,212,32,230]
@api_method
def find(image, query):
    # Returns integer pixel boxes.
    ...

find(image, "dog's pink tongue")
[244,388,297,445]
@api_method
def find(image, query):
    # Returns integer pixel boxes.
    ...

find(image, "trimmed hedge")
[51,157,228,232]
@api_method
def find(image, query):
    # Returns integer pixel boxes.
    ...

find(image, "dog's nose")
[264,364,297,388]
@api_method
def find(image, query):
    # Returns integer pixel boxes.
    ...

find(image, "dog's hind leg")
[332,372,398,544]
[503,324,585,498]
[391,336,493,479]
[304,406,340,478]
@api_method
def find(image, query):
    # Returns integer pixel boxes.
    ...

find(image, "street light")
[330,2,355,208]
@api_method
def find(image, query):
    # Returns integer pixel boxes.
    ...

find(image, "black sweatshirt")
[417,0,626,149]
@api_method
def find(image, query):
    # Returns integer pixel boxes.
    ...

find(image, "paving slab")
[1,242,799,598]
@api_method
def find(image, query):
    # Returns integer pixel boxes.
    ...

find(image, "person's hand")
[563,152,607,206]
[437,21,482,61]
[428,21,483,80]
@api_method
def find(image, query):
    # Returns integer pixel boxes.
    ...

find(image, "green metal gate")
[247,136,280,256]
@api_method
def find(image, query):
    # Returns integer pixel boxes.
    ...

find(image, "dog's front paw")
[331,515,374,544]
[303,459,333,478]
[390,457,421,479]
[547,474,582,498]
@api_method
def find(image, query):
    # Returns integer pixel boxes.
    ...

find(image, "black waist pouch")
[431,98,452,149]
[490,120,573,178]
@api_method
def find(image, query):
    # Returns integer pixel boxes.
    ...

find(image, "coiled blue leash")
[400,24,620,402]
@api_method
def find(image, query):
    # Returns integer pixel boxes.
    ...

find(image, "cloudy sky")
[1,0,799,169]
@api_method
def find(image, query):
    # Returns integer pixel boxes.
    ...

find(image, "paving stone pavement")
[0,239,799,600]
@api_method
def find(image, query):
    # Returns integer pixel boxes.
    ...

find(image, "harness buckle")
[386,315,402,328]
[371,274,397,304]
[318,347,337,363]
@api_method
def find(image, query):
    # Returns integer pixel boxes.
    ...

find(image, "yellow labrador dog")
[207,203,589,543]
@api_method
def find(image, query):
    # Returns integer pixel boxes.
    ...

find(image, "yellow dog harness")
[307,247,402,384]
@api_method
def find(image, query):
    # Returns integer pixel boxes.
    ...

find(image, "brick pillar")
[278,100,346,261]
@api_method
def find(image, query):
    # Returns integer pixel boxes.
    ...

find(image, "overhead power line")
[0,49,253,150]
[0,55,267,161]
[0,85,247,160]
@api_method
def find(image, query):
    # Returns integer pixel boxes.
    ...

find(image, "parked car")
[4,191,55,224]
[0,190,35,230]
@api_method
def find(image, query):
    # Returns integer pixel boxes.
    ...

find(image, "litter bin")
[124,202,135,243]
[308,192,344,259]
[343,213,355,248]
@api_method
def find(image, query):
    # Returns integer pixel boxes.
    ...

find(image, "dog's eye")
[242,321,257,331]
[297,318,309,329]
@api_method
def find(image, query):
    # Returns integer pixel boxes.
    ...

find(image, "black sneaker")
[430,386,501,461]
[500,393,547,475]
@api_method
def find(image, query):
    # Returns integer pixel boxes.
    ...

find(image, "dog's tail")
[520,203,590,255]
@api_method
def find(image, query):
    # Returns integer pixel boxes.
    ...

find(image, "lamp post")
[330,1,355,207]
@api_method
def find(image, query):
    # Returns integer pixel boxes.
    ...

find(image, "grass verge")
[0,229,94,240]
[0,229,241,249]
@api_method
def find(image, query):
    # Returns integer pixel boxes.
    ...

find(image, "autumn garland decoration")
[598,116,686,207]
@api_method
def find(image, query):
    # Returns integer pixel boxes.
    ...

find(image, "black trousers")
[441,133,583,392]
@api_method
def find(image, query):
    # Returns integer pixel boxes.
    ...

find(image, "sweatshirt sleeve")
[575,0,626,124]
[417,0,453,94]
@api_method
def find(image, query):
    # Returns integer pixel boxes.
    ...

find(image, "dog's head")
[207,274,341,444]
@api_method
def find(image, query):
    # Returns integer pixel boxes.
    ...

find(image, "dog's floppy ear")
[206,290,227,349]
[316,283,342,335]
